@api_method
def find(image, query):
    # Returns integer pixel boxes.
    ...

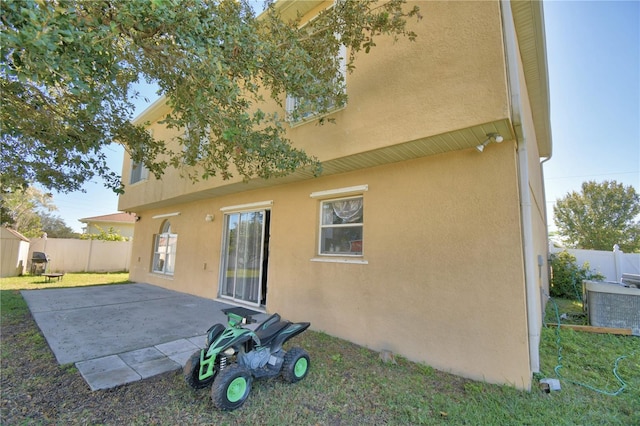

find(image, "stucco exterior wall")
[285,0,509,159]
[119,0,510,212]
[129,144,531,387]
[511,23,551,310]
[121,0,551,390]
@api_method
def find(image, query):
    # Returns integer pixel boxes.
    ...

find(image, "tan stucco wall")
[285,0,509,159]
[129,143,532,387]
[121,0,552,389]
[511,21,551,317]
[119,0,510,212]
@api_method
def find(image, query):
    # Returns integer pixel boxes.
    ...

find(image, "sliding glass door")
[220,210,270,306]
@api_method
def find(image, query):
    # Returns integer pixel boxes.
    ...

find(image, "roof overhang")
[511,0,552,158]
[272,0,326,22]
[124,119,514,211]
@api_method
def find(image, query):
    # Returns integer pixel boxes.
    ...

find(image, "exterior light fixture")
[475,133,504,152]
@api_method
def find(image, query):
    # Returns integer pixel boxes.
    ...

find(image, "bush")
[79,226,128,241]
[550,251,604,299]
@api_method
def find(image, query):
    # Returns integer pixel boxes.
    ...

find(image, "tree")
[39,212,78,238]
[549,250,604,299]
[1,0,421,194]
[553,180,640,252]
[0,186,56,238]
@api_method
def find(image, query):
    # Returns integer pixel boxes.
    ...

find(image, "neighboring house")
[79,212,136,239]
[119,0,551,390]
[1,227,30,277]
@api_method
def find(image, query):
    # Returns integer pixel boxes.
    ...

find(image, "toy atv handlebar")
[222,307,257,327]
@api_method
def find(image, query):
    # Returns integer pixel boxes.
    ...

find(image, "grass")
[0,271,131,291]
[1,274,639,424]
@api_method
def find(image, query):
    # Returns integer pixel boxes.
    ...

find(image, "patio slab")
[21,283,267,391]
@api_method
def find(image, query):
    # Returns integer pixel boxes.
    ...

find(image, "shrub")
[79,226,128,241]
[550,251,604,299]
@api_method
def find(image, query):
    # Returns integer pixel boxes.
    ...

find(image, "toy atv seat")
[254,314,288,344]
[254,313,310,347]
[222,307,310,347]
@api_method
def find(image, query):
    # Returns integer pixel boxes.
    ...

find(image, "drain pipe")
[517,127,541,378]
[500,0,541,379]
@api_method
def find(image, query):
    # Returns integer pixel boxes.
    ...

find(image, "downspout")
[540,157,552,300]
[500,0,541,380]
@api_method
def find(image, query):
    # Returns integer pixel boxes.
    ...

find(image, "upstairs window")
[130,129,152,184]
[286,44,347,125]
[130,161,149,184]
[182,124,211,164]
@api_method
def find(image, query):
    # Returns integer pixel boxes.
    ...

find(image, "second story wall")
[120,0,511,212]
[287,0,509,159]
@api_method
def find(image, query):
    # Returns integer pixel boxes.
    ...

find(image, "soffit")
[127,120,513,212]
[272,0,325,23]
[511,0,552,158]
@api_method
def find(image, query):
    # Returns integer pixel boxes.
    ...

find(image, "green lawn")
[0,271,131,291]
[1,273,638,424]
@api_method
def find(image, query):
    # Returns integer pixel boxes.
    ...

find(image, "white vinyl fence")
[549,244,640,282]
[28,238,132,273]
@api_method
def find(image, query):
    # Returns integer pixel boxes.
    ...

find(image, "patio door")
[219,209,270,307]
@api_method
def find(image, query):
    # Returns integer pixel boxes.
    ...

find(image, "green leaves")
[1,0,420,193]
[554,180,640,252]
[550,251,604,299]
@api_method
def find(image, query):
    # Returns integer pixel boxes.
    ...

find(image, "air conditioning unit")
[583,280,640,333]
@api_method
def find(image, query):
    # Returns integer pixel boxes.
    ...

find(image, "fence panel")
[550,244,640,282]
[28,238,131,273]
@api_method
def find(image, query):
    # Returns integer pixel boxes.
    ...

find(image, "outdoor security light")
[476,133,504,152]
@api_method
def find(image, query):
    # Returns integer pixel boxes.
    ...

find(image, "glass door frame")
[218,203,271,308]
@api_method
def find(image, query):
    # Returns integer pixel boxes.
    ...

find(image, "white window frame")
[130,129,152,184]
[130,161,149,184]
[152,220,177,276]
[310,185,368,264]
[182,124,211,163]
[286,44,347,125]
[317,195,364,257]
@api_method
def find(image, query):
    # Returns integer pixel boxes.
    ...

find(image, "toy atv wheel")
[282,347,310,383]
[211,364,253,410]
[184,351,215,389]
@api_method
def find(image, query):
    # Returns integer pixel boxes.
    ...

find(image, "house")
[1,227,30,277]
[78,212,136,239]
[118,0,551,390]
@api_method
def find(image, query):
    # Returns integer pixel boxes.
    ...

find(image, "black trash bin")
[30,252,49,275]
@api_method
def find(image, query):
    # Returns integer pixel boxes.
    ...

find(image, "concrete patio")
[21,283,267,391]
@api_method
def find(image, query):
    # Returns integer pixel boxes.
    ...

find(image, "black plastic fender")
[206,323,226,347]
[270,322,310,352]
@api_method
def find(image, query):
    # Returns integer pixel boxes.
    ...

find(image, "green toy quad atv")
[184,307,310,410]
